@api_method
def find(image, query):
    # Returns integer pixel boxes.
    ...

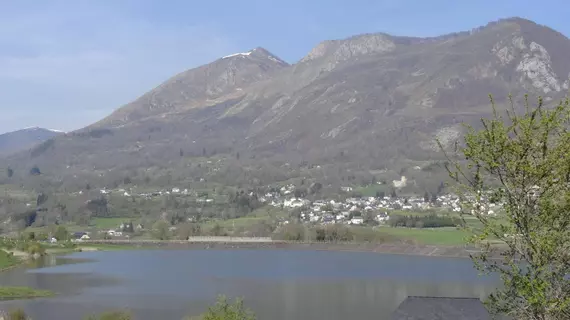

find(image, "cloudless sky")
[0,0,568,133]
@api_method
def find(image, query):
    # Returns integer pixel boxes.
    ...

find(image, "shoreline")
[80,240,482,259]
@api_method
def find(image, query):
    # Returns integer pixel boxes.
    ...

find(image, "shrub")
[84,310,132,320]
[191,296,256,320]
[388,214,462,228]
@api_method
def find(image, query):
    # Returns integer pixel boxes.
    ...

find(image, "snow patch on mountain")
[22,126,65,133]
[222,51,252,59]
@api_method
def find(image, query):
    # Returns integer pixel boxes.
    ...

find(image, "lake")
[0,249,497,319]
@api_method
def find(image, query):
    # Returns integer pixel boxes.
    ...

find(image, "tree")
[36,193,48,207]
[423,191,429,203]
[192,295,256,320]
[294,188,307,198]
[209,223,225,237]
[54,225,69,241]
[441,96,570,319]
[430,193,438,204]
[6,167,13,178]
[390,189,397,198]
[122,221,134,233]
[437,181,445,195]
[152,220,170,240]
[309,182,322,194]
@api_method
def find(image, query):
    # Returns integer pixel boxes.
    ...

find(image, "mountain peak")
[221,47,288,66]
[0,127,63,156]
[97,47,289,127]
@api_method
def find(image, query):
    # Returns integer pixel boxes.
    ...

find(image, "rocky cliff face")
[3,17,570,189]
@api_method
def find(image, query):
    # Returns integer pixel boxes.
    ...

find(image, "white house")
[350,217,364,225]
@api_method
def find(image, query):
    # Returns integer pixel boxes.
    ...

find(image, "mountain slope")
[95,47,289,128]
[4,18,570,190]
[0,127,63,157]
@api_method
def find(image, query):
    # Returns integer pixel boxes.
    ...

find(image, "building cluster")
[262,187,501,226]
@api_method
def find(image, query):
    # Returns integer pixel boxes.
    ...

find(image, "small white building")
[350,217,364,225]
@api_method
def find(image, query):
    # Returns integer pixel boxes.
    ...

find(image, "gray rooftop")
[392,296,491,320]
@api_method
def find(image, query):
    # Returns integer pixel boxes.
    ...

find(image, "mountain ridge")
[2,17,570,192]
[0,127,63,157]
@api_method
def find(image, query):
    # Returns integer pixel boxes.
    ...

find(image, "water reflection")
[0,250,497,320]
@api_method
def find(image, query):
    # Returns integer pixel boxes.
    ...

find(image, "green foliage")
[0,249,20,269]
[84,310,132,320]
[271,223,308,241]
[272,224,395,243]
[152,220,170,240]
[0,286,54,299]
[209,223,226,237]
[388,214,463,228]
[6,309,29,320]
[314,225,353,242]
[442,96,570,319]
[54,225,69,241]
[194,296,256,320]
[23,242,45,256]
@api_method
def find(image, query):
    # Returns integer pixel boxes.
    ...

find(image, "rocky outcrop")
[516,41,561,93]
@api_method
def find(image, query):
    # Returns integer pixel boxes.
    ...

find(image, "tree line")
[388,214,463,228]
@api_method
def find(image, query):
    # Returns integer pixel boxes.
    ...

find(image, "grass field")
[0,250,20,270]
[202,206,288,230]
[207,216,270,228]
[25,223,84,234]
[355,184,387,197]
[90,217,137,229]
[377,227,471,246]
[0,286,54,300]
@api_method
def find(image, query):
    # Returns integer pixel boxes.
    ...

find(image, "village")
[85,181,505,231]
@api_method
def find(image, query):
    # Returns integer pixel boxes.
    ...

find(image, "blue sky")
[0,0,568,134]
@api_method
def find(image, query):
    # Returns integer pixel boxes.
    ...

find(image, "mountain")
[3,18,570,192]
[0,127,63,157]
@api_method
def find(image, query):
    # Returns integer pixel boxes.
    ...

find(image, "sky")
[0,0,569,134]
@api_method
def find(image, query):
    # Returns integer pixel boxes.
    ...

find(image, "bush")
[388,214,462,228]
[6,309,29,320]
[271,224,307,241]
[191,296,256,320]
[352,228,396,243]
[85,310,132,320]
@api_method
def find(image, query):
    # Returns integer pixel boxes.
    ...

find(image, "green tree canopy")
[152,220,170,240]
[188,296,255,320]
[54,225,69,241]
[442,96,570,319]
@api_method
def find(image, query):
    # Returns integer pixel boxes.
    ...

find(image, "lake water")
[0,249,497,320]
